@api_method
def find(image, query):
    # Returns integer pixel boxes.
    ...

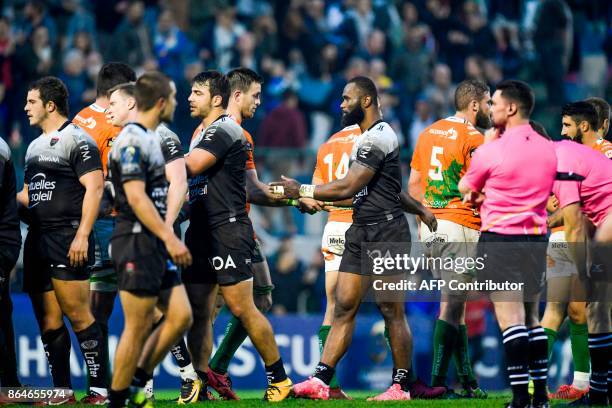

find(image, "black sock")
[527,326,548,401]
[98,322,111,385]
[392,368,410,392]
[313,362,334,386]
[588,332,611,404]
[265,358,288,384]
[75,321,108,389]
[131,367,152,388]
[41,325,72,388]
[195,369,208,384]
[108,388,129,408]
[502,325,529,406]
[0,292,20,387]
[170,338,192,368]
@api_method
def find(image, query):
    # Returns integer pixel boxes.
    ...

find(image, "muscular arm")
[164,158,188,226]
[562,203,588,278]
[246,169,290,207]
[400,191,437,232]
[408,169,423,202]
[185,149,217,176]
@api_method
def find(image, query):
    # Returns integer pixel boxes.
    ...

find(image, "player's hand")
[254,293,273,313]
[297,198,323,214]
[269,175,301,199]
[165,236,192,268]
[68,233,89,267]
[420,208,438,232]
[463,191,485,206]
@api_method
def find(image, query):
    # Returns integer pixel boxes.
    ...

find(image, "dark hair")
[134,71,172,111]
[28,76,69,117]
[347,76,378,105]
[584,97,610,131]
[108,82,135,98]
[495,79,535,118]
[561,101,598,131]
[454,80,489,111]
[529,120,551,140]
[192,70,230,109]
[227,67,263,93]
[96,62,136,97]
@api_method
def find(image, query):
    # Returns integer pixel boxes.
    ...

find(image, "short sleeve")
[193,126,232,159]
[70,133,102,177]
[117,143,146,182]
[159,128,185,164]
[461,144,492,192]
[553,180,581,208]
[410,134,422,170]
[355,132,388,171]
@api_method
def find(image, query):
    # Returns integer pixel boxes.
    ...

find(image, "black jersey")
[0,137,21,248]
[109,123,168,236]
[24,121,102,230]
[156,123,184,164]
[188,114,248,228]
[349,120,403,225]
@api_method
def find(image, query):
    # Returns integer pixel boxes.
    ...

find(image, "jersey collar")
[58,120,71,132]
[127,122,148,133]
[366,119,384,132]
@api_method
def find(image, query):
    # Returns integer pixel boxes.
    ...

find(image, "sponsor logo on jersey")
[428,127,458,140]
[355,186,368,198]
[188,175,208,203]
[50,137,59,146]
[81,340,99,350]
[29,172,56,206]
[38,154,60,163]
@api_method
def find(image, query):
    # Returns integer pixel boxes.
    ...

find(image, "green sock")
[384,326,417,383]
[209,316,248,374]
[318,325,340,388]
[431,319,458,387]
[569,321,590,373]
[453,324,477,388]
[543,327,558,360]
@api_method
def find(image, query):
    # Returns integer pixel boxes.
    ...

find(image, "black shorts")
[477,232,547,300]
[0,245,20,295]
[182,219,255,286]
[340,215,411,275]
[110,232,181,296]
[23,228,93,293]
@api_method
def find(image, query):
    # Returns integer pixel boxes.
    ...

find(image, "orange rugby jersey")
[551,137,612,233]
[312,125,361,223]
[73,103,121,176]
[410,116,483,230]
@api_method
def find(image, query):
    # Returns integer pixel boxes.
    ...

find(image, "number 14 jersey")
[410,116,483,230]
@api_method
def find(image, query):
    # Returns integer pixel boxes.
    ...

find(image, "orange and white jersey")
[410,116,484,230]
[73,103,121,176]
[313,125,361,223]
[591,138,612,159]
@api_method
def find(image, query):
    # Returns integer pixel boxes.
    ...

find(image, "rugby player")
[106,72,193,408]
[105,82,199,402]
[543,101,610,400]
[410,79,490,398]
[18,76,107,403]
[272,76,444,401]
[0,136,21,389]
[459,80,557,408]
[551,138,612,406]
[183,70,292,402]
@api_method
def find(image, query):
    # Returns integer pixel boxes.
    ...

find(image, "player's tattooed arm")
[270,162,375,201]
[400,191,437,232]
[124,179,192,268]
[562,202,588,279]
[164,158,188,227]
[70,170,104,267]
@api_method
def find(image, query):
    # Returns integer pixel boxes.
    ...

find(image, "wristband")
[299,184,315,199]
[254,285,275,296]
[286,199,299,207]
[323,201,334,206]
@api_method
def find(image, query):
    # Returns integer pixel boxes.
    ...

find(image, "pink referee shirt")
[553,140,612,226]
[461,124,557,235]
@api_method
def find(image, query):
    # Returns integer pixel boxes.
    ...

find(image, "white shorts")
[420,219,480,277]
[321,221,352,273]
[546,230,577,279]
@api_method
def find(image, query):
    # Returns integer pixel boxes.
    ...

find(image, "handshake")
[269,175,345,215]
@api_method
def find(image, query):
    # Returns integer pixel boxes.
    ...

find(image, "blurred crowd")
[1,0,611,313]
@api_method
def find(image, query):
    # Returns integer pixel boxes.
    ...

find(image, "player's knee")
[567,302,586,324]
[377,302,403,321]
[64,308,94,332]
[333,297,358,321]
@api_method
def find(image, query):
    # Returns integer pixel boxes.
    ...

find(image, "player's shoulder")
[363,120,398,149]
[597,139,612,159]
[61,122,97,147]
[114,123,148,150]
[156,123,180,142]
[242,128,254,144]
[327,125,360,143]
[208,114,243,140]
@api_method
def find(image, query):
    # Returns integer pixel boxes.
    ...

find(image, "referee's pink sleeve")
[461,145,492,193]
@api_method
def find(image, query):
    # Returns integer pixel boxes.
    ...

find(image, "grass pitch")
[91,389,569,407]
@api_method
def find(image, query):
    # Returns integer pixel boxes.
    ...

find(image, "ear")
[45,100,56,113]
[470,99,479,112]
[507,101,518,116]
[127,97,136,110]
[212,94,223,108]
[232,89,241,101]
[361,94,373,109]
[157,97,167,111]
[579,120,590,133]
